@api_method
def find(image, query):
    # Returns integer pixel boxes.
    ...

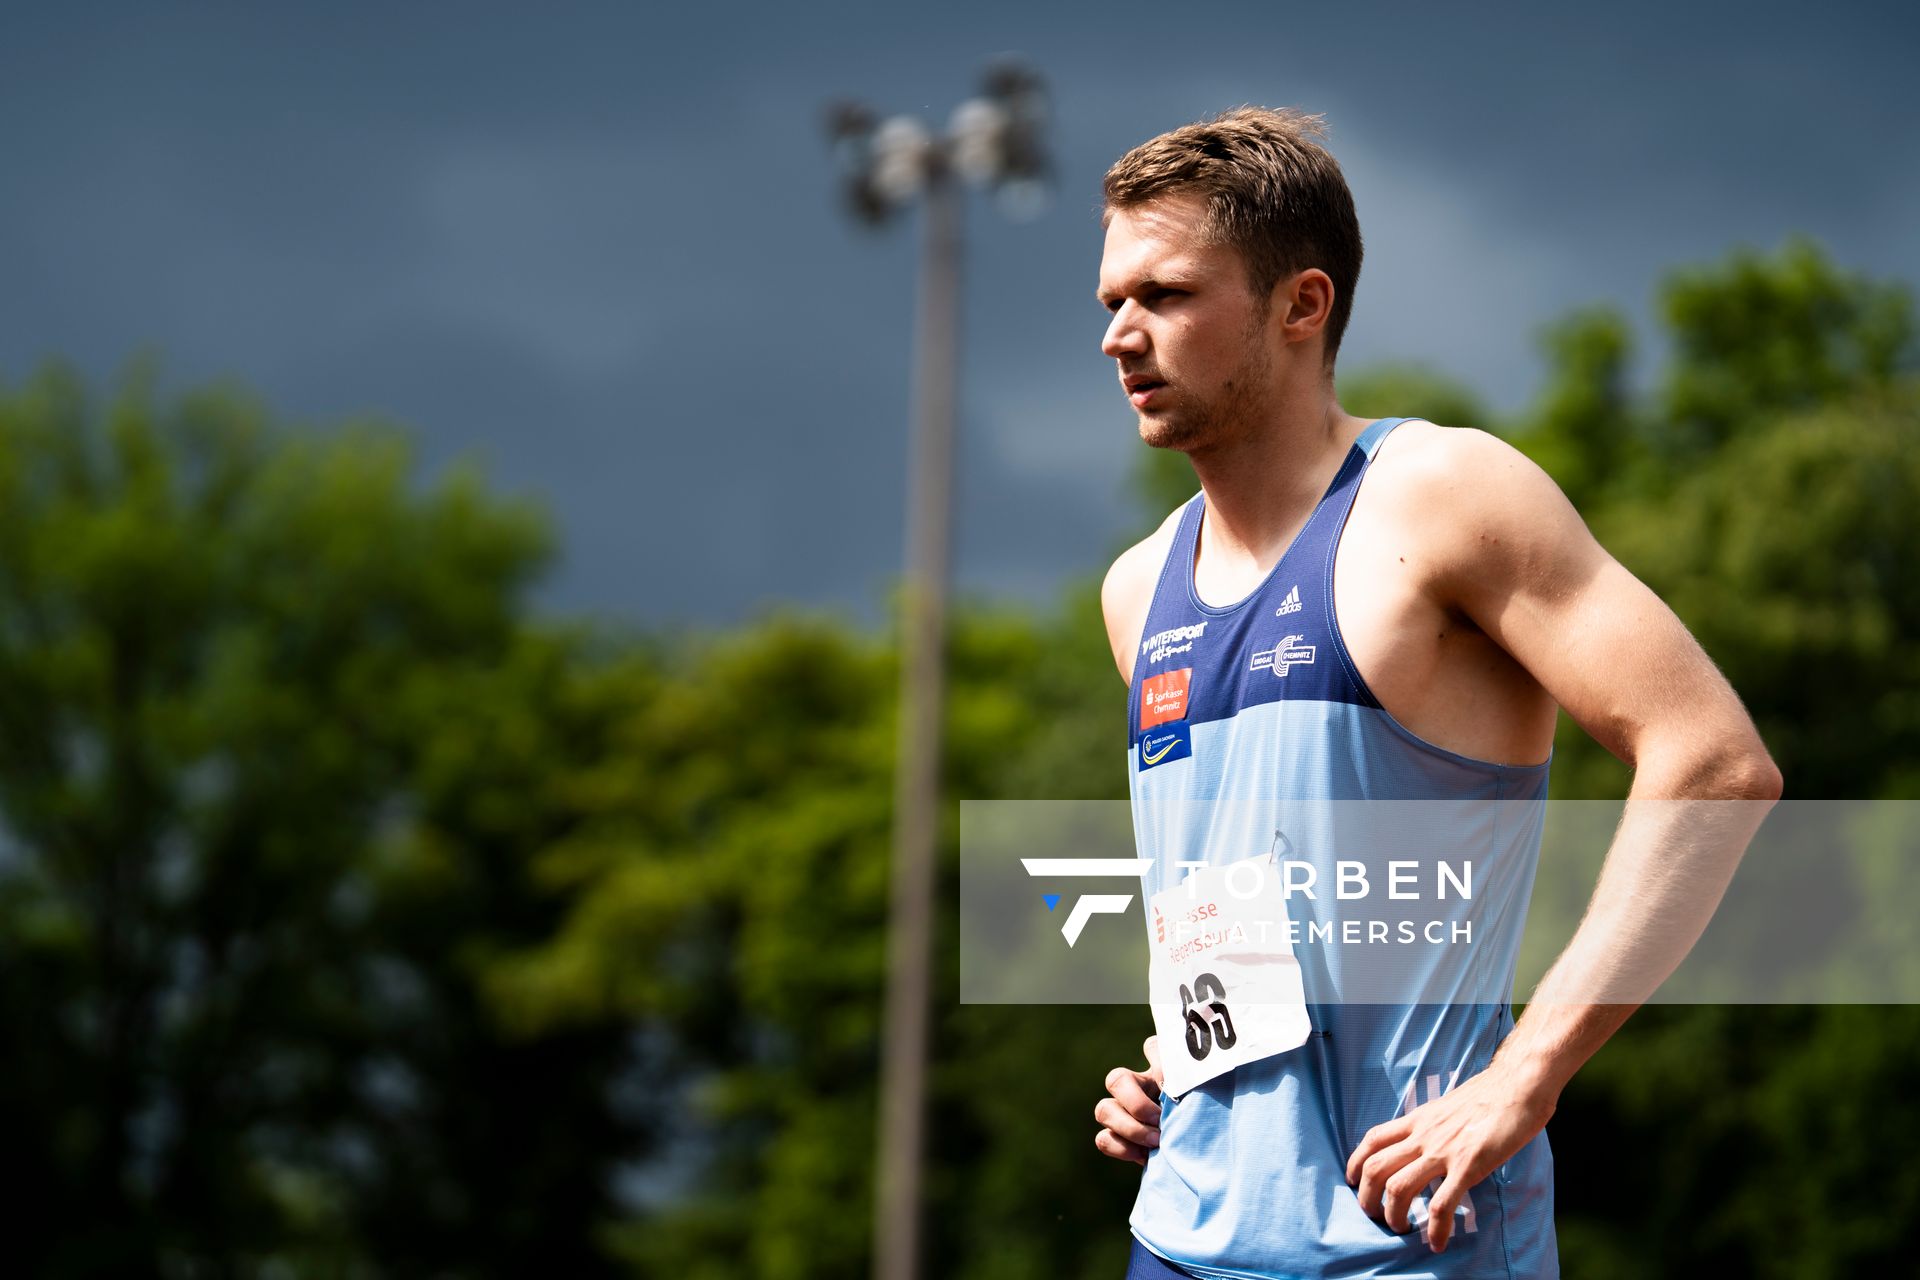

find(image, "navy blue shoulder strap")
[1146,489,1205,611]
[1354,416,1414,460]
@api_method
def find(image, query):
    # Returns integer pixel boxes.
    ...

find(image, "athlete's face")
[1098,193,1276,452]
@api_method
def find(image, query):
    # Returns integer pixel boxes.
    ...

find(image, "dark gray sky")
[4,1,1915,628]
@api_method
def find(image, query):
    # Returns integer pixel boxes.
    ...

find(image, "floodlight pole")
[826,67,1047,1280]
[873,158,960,1280]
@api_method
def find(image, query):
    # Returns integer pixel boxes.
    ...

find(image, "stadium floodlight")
[826,56,1051,224]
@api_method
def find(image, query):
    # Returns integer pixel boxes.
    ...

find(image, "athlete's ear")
[1276,268,1334,350]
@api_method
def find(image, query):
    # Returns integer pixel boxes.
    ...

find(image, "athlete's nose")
[1102,301,1149,360]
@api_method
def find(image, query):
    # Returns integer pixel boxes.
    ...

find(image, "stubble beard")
[1138,318,1275,456]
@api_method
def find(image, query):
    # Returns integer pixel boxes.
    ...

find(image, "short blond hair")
[1104,106,1364,367]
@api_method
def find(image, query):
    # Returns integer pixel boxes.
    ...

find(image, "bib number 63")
[1179,971,1238,1061]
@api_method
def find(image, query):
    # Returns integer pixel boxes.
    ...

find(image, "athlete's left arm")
[1343,427,1783,1253]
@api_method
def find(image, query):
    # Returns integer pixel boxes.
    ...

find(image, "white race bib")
[1147,851,1313,1097]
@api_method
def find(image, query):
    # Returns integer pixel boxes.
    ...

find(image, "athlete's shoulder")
[1100,496,1192,684]
[1366,419,1597,596]
[1367,417,1521,482]
[1102,497,1188,608]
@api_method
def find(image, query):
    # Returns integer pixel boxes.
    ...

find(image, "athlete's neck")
[1186,392,1373,584]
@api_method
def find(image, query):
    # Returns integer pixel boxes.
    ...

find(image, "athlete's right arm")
[1093,504,1187,1165]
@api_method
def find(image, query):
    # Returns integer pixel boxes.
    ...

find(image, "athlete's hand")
[1094,1035,1165,1166]
[1344,1063,1556,1252]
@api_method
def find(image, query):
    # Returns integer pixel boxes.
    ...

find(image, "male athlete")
[1087,108,1781,1278]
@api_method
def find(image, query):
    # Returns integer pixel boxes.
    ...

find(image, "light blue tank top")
[1125,418,1559,1279]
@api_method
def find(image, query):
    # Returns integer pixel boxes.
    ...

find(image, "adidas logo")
[1276,585,1303,616]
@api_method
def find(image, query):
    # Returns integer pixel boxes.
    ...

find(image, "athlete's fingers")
[1105,1065,1163,1126]
[1094,1127,1148,1167]
[1354,1136,1421,1221]
[1425,1169,1469,1252]
[1142,1035,1164,1090]
[1382,1155,1446,1234]
[1345,1114,1414,1188]
[1095,1096,1161,1148]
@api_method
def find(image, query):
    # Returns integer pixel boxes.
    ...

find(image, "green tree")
[1658,235,1914,459]
[1517,306,1641,513]
[0,361,645,1277]
[1513,241,1920,1277]
[483,589,1151,1279]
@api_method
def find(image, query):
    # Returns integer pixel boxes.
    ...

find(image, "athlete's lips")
[1122,372,1166,408]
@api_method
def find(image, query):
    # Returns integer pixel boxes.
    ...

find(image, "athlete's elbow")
[1733,751,1784,803]
[1699,742,1784,803]
[1635,735,1782,802]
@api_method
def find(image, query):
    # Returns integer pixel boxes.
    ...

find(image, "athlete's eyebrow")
[1097,276,1187,305]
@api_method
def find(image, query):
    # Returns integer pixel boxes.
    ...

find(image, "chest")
[1180,480,1450,692]
[1179,492,1548,767]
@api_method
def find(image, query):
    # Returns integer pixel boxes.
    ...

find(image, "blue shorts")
[1127,1238,1202,1279]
